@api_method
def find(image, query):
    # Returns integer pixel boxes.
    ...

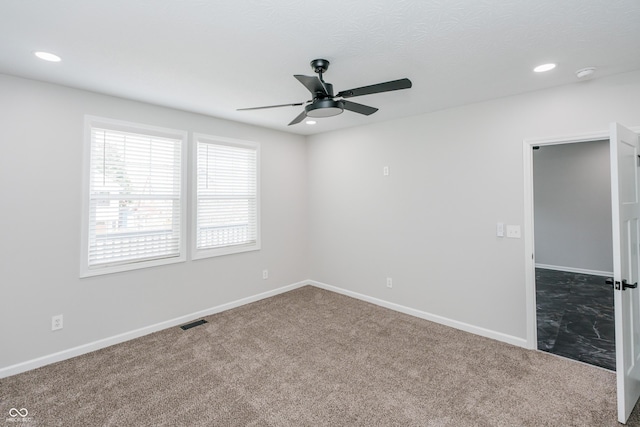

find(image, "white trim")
[0,280,309,379]
[535,263,613,277]
[524,130,609,145]
[523,138,537,349]
[80,115,188,277]
[1,278,533,379]
[309,280,528,348]
[523,131,612,349]
[523,125,640,350]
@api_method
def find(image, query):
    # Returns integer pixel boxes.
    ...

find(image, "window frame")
[80,116,187,277]
[191,133,261,260]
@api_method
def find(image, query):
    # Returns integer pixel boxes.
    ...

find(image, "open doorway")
[525,124,640,423]
[532,140,615,370]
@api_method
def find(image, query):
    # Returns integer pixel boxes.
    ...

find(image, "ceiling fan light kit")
[238,59,412,126]
[305,99,344,118]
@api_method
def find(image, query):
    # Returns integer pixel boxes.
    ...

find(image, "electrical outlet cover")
[52,314,63,331]
[506,225,521,238]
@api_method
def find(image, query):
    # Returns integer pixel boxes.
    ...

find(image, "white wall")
[3,69,640,373]
[0,74,308,371]
[307,70,640,341]
[533,140,613,273]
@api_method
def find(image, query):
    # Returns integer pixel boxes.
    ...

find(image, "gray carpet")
[2,285,640,426]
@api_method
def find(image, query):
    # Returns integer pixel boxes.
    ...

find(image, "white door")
[611,122,640,424]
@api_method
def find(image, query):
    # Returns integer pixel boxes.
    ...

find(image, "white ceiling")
[1,0,640,136]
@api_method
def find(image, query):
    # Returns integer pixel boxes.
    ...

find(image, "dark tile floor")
[536,268,615,371]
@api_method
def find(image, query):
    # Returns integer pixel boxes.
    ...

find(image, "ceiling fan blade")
[337,78,412,98]
[237,102,305,111]
[288,110,307,126]
[342,100,378,116]
[294,75,329,96]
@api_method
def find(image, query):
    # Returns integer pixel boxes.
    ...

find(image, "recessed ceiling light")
[305,120,317,125]
[34,51,61,62]
[533,63,556,73]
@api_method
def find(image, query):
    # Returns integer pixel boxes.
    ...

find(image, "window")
[81,116,186,277]
[193,134,260,259]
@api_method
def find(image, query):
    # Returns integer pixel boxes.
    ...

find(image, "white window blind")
[194,136,259,258]
[82,118,185,275]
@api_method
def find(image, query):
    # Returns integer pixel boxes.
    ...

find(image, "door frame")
[523,130,615,349]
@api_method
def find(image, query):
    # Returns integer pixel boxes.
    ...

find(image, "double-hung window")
[193,134,260,259]
[81,116,186,277]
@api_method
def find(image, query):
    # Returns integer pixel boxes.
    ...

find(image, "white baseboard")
[308,280,528,349]
[0,280,309,379]
[1,279,529,379]
[535,263,613,277]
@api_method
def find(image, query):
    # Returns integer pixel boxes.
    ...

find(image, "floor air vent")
[180,319,208,330]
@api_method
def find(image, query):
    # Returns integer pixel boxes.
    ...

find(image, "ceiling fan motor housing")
[319,82,334,97]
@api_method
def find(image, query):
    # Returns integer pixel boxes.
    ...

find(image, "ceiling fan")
[238,59,412,126]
